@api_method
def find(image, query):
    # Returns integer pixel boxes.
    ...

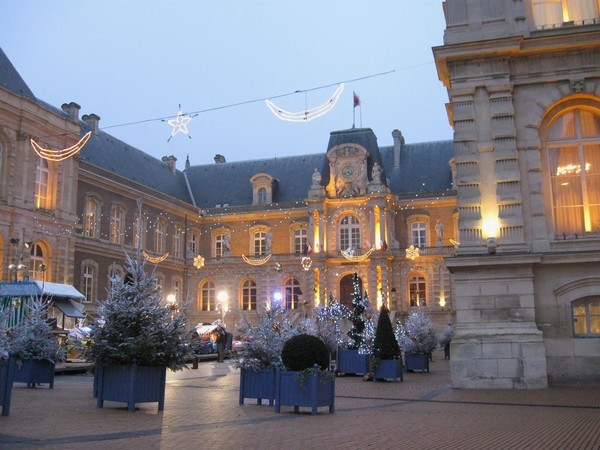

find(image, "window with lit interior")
[339,214,361,251]
[572,297,600,337]
[410,221,428,248]
[84,197,99,238]
[283,277,301,310]
[110,206,124,244]
[408,273,427,307]
[28,242,46,281]
[241,279,257,310]
[532,0,599,29]
[200,280,215,311]
[34,156,49,209]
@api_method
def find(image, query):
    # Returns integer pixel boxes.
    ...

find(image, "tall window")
[28,242,45,281]
[547,109,600,236]
[110,206,123,244]
[34,156,49,209]
[532,0,599,29]
[411,221,428,248]
[189,232,198,256]
[199,281,215,311]
[172,226,182,258]
[258,187,267,205]
[339,215,361,250]
[173,279,181,302]
[283,277,301,310]
[84,198,99,238]
[294,228,307,254]
[254,232,267,256]
[572,297,600,336]
[155,220,165,253]
[82,263,95,303]
[408,274,427,307]
[241,279,257,310]
[215,234,226,257]
[133,213,146,249]
[108,265,124,295]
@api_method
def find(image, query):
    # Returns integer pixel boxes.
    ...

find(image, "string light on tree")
[164,105,197,142]
[265,84,344,122]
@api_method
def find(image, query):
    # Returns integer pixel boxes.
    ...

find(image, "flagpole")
[352,92,356,128]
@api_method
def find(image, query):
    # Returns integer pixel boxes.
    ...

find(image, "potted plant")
[234,302,296,406]
[337,273,371,376]
[370,304,403,382]
[396,308,438,373]
[0,305,15,416]
[275,334,335,415]
[9,298,61,388]
[88,253,190,412]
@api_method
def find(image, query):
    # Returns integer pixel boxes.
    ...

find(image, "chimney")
[82,113,101,133]
[61,102,81,122]
[162,155,177,174]
[185,155,190,171]
[214,154,226,164]
[392,129,404,168]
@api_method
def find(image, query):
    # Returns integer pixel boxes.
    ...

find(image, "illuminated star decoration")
[30,131,92,162]
[193,255,205,269]
[265,83,344,122]
[405,245,420,261]
[301,257,312,271]
[164,105,197,142]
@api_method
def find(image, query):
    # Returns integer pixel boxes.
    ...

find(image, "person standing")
[216,324,227,362]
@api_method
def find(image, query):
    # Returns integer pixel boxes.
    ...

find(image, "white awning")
[33,281,85,301]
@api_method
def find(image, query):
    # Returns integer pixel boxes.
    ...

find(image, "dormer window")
[532,0,599,29]
[251,173,274,205]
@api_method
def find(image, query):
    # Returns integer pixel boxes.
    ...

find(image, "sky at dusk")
[2,0,452,167]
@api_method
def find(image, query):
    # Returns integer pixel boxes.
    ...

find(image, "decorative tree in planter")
[88,253,190,412]
[234,302,297,406]
[275,334,335,415]
[396,308,437,373]
[369,304,402,382]
[337,273,371,375]
[0,305,15,415]
[9,298,61,388]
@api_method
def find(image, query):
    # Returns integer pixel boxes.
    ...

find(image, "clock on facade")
[341,165,355,180]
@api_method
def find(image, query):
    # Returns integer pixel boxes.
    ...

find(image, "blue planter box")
[239,367,276,406]
[96,364,167,412]
[373,358,403,382]
[275,365,335,415]
[13,359,55,388]
[405,353,429,372]
[0,359,16,416]
[337,349,369,375]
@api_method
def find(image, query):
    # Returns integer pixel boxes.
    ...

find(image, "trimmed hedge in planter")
[239,366,276,406]
[372,358,403,382]
[274,365,335,415]
[13,359,55,388]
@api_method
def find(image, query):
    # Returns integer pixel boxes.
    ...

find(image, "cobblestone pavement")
[1,352,598,450]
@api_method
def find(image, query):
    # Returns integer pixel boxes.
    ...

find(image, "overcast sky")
[2,0,451,167]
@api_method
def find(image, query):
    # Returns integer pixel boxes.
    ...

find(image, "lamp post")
[8,238,33,282]
[217,291,228,324]
[166,293,177,319]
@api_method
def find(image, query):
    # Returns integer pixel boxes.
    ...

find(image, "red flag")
[353,92,360,108]
[307,243,313,254]
[381,240,388,251]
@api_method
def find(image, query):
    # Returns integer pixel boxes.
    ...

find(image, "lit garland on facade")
[142,250,169,264]
[30,131,92,161]
[241,253,272,265]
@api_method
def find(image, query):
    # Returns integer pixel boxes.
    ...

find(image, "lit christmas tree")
[347,273,370,351]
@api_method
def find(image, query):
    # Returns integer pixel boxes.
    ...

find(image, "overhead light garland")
[163,105,197,142]
[242,254,272,266]
[30,131,92,161]
[265,84,344,122]
[341,248,373,262]
[142,250,169,264]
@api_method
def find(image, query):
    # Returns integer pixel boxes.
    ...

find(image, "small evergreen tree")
[9,298,61,364]
[347,273,369,351]
[88,253,190,370]
[373,305,400,360]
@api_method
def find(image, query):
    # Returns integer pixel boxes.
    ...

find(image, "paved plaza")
[0,352,598,449]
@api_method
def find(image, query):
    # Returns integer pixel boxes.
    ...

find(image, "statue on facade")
[435,219,444,243]
[371,162,382,183]
[311,168,322,187]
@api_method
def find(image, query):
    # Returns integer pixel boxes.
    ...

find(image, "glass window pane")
[549,111,576,140]
[580,110,600,137]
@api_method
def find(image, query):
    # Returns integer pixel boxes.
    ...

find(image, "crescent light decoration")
[241,253,272,266]
[142,250,169,264]
[30,131,92,162]
[265,83,344,122]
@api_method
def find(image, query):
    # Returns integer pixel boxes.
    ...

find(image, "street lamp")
[8,238,33,282]
[217,291,228,324]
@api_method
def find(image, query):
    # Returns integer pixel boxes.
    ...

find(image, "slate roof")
[0,48,36,102]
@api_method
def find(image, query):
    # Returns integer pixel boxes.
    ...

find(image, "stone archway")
[339,273,362,309]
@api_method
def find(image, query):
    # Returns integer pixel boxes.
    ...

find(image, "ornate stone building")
[434,0,600,387]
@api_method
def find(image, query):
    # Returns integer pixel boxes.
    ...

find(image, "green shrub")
[281,334,329,371]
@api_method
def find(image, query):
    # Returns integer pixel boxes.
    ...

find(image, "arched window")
[34,156,49,209]
[258,187,267,205]
[283,277,301,310]
[546,108,600,236]
[408,273,427,307]
[110,205,124,244]
[84,197,99,238]
[28,242,46,281]
[339,273,362,310]
[199,280,215,311]
[339,214,361,250]
[572,297,600,337]
[241,279,257,310]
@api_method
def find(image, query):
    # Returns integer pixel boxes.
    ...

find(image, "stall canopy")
[0,281,86,319]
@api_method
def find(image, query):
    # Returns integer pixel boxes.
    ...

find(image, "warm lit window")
[155,220,166,253]
[411,221,428,248]
[340,215,361,250]
[408,274,427,307]
[110,206,124,244]
[241,279,257,310]
[82,262,95,303]
[84,198,99,238]
[294,228,307,254]
[283,277,301,310]
[34,156,49,209]
[547,109,600,237]
[28,242,46,281]
[572,297,600,336]
[532,0,599,29]
[199,280,215,311]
